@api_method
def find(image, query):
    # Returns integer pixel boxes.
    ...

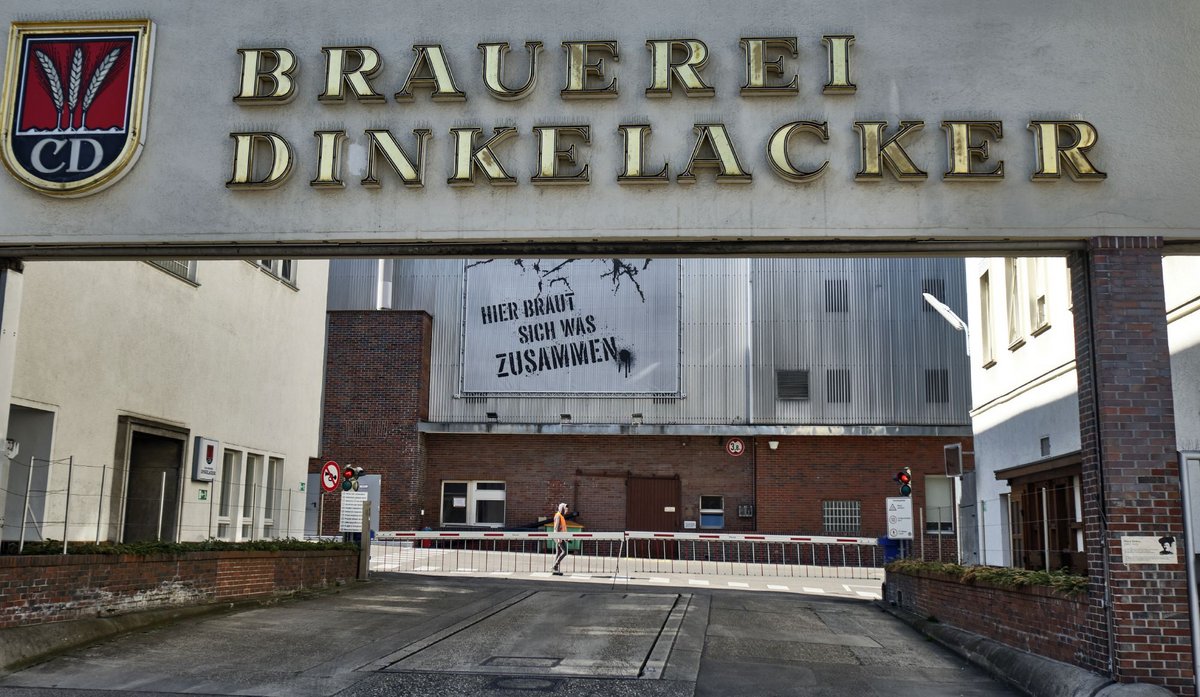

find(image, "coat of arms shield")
[1,20,154,197]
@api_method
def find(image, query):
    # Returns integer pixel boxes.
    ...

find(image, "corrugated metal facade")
[327,257,970,427]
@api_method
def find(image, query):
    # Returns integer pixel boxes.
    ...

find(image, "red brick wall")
[1070,238,1193,695]
[316,311,432,533]
[758,435,967,556]
[423,433,756,532]
[0,550,357,629]
[886,569,1086,664]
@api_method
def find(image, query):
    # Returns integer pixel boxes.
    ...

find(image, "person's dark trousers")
[553,541,567,572]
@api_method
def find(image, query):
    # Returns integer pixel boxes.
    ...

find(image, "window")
[256,259,298,286]
[146,260,197,283]
[1005,258,1025,349]
[924,369,949,403]
[441,481,506,527]
[699,496,724,529]
[826,368,851,403]
[979,271,995,367]
[1026,258,1049,334]
[921,278,946,311]
[263,456,281,538]
[242,453,261,540]
[925,476,954,533]
[217,449,240,540]
[776,369,810,400]
[822,500,861,534]
[824,279,848,312]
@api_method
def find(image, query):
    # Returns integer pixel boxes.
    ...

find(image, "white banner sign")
[461,258,680,395]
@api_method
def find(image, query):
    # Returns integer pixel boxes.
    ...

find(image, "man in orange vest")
[551,502,569,575]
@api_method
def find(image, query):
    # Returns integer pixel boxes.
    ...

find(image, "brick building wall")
[886,569,1086,665]
[1069,238,1194,695]
[422,433,757,531]
[757,435,966,556]
[316,311,432,533]
[0,550,358,629]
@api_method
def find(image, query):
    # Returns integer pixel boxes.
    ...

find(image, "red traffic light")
[894,467,913,496]
[896,471,911,484]
[342,465,355,480]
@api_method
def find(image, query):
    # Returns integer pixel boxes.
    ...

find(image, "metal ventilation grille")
[925,368,950,403]
[826,369,851,403]
[824,279,849,312]
[776,369,810,400]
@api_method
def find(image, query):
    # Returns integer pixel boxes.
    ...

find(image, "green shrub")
[17,538,359,556]
[885,559,1087,596]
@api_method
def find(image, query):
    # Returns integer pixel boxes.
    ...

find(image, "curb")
[0,603,236,674]
[876,602,1175,697]
[0,581,365,675]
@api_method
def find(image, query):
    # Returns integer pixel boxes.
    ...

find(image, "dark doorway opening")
[121,428,185,543]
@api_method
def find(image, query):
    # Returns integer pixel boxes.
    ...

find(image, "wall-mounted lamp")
[768,440,779,450]
[560,413,572,423]
[632,412,643,425]
[486,412,498,422]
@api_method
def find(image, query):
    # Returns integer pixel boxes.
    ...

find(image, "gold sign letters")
[226,35,1106,190]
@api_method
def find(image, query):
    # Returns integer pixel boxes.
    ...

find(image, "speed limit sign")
[320,461,341,493]
[725,437,745,457]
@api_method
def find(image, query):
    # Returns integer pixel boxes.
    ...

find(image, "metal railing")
[371,530,885,580]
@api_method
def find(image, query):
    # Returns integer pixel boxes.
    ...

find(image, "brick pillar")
[1070,237,1194,695]
[320,311,432,534]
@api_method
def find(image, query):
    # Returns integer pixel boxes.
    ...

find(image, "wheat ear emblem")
[33,50,65,131]
[66,48,83,130]
[80,47,121,130]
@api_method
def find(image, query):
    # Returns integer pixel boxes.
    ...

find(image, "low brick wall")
[885,568,1087,665]
[0,550,358,629]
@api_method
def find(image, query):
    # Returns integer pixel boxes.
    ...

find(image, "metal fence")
[372,530,885,580]
[1,456,306,552]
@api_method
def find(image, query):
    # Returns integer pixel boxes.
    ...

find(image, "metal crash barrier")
[371,530,884,580]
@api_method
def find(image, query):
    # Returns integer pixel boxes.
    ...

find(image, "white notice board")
[339,491,369,533]
[887,497,914,540]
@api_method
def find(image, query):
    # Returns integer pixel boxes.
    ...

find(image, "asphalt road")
[0,572,1018,697]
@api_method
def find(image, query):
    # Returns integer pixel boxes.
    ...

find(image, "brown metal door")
[626,477,680,531]
[626,477,680,558]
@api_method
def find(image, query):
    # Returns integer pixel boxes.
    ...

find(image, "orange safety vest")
[553,510,567,532]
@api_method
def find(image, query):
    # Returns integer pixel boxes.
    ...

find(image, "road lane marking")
[688,579,710,586]
[727,582,750,588]
[802,587,825,594]
[767,584,789,591]
[649,577,670,584]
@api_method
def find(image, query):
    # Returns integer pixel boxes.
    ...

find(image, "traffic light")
[341,465,365,491]
[894,467,913,496]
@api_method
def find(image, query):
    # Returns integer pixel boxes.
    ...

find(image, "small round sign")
[725,437,745,457]
[320,460,341,493]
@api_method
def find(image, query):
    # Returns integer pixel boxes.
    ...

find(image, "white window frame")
[699,495,725,529]
[1005,257,1025,350]
[441,480,506,528]
[979,270,996,368]
[146,259,198,284]
[216,448,241,541]
[256,259,298,287]
[924,476,955,534]
[262,456,282,539]
[241,452,262,541]
[1026,257,1050,335]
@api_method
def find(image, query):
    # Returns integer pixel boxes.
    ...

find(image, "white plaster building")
[966,256,1200,570]
[0,259,328,548]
